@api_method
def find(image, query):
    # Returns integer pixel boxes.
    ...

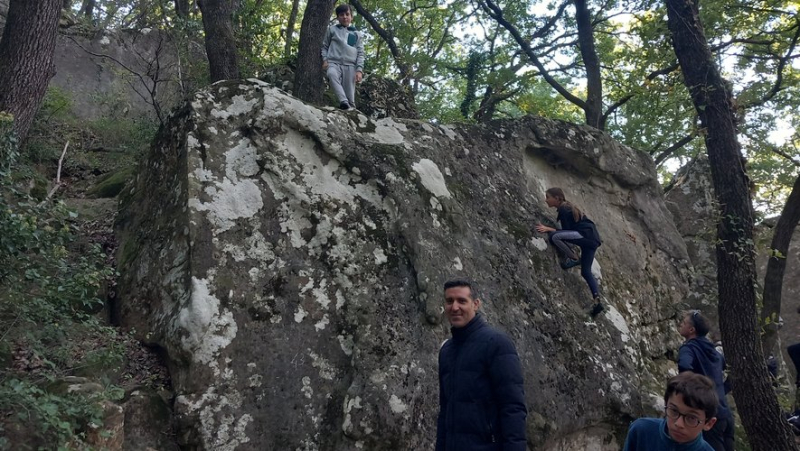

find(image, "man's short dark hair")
[686,310,710,337]
[444,279,472,295]
[335,4,351,15]
[664,372,718,420]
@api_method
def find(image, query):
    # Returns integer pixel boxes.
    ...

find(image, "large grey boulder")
[116,79,690,450]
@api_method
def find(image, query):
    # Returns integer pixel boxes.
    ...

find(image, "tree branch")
[477,0,586,109]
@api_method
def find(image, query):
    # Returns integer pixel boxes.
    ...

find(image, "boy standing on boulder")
[321,4,365,110]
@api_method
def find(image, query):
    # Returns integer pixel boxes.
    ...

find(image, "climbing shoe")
[589,302,605,318]
[339,101,350,110]
[560,258,580,269]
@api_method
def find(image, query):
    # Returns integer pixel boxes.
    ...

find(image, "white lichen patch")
[295,305,308,323]
[370,118,406,144]
[388,394,408,414]
[604,304,631,343]
[531,237,549,251]
[175,277,238,365]
[301,376,314,399]
[174,386,251,450]
[439,124,458,140]
[314,314,329,332]
[337,334,354,356]
[341,394,363,434]
[591,260,603,280]
[188,178,263,233]
[412,159,451,199]
[308,350,337,380]
[248,374,263,387]
[211,94,259,119]
[225,138,260,182]
[373,248,388,265]
[452,257,463,271]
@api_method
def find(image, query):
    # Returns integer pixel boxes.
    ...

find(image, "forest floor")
[0,98,173,449]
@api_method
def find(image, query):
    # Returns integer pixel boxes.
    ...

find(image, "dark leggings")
[549,230,600,298]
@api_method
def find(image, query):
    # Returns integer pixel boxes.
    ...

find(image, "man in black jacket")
[436,280,527,451]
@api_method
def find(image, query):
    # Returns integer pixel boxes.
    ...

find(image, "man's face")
[444,286,480,328]
[678,315,695,338]
[336,10,352,27]
[665,393,716,443]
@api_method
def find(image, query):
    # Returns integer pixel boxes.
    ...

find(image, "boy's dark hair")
[685,310,710,337]
[335,4,351,15]
[444,280,473,296]
[664,372,718,420]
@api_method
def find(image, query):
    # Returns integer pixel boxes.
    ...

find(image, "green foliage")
[0,378,104,449]
[0,113,19,178]
[0,121,124,449]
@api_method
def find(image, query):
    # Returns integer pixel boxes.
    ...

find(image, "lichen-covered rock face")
[116,79,690,450]
[664,158,720,330]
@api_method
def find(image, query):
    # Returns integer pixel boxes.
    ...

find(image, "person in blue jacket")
[436,280,527,451]
[535,187,603,316]
[624,371,718,451]
[678,310,734,451]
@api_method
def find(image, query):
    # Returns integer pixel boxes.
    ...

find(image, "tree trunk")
[761,174,800,362]
[0,0,62,144]
[283,0,300,61]
[293,0,334,104]
[199,0,239,82]
[665,0,798,449]
[175,0,190,19]
[80,0,95,18]
[573,0,602,129]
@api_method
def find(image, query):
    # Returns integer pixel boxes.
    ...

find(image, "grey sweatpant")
[326,62,357,107]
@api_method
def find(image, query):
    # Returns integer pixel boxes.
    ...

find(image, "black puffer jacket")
[436,313,527,451]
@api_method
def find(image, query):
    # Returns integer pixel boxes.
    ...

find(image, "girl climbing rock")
[535,187,604,317]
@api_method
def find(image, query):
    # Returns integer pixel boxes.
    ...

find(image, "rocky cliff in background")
[116,79,692,450]
[666,156,800,374]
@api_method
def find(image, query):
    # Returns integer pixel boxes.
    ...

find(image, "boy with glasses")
[623,372,718,450]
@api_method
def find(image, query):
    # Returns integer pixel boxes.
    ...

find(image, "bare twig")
[45,141,70,201]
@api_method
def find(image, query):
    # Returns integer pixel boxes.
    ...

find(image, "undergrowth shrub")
[0,113,123,450]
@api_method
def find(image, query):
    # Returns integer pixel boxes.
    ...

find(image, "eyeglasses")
[665,406,704,428]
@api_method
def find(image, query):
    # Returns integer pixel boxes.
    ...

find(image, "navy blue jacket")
[678,337,731,420]
[436,313,527,451]
[623,418,714,451]
[556,204,601,247]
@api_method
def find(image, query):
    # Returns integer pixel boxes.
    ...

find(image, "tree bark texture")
[573,0,602,129]
[294,0,335,104]
[199,0,240,82]
[283,0,300,60]
[761,174,800,361]
[0,0,61,144]
[665,0,798,449]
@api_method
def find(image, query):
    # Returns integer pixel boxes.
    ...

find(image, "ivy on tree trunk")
[665,0,798,449]
[0,0,62,144]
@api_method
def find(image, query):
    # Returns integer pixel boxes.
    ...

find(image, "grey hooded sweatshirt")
[321,24,365,72]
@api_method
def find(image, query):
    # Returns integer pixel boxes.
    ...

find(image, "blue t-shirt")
[623,418,713,451]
